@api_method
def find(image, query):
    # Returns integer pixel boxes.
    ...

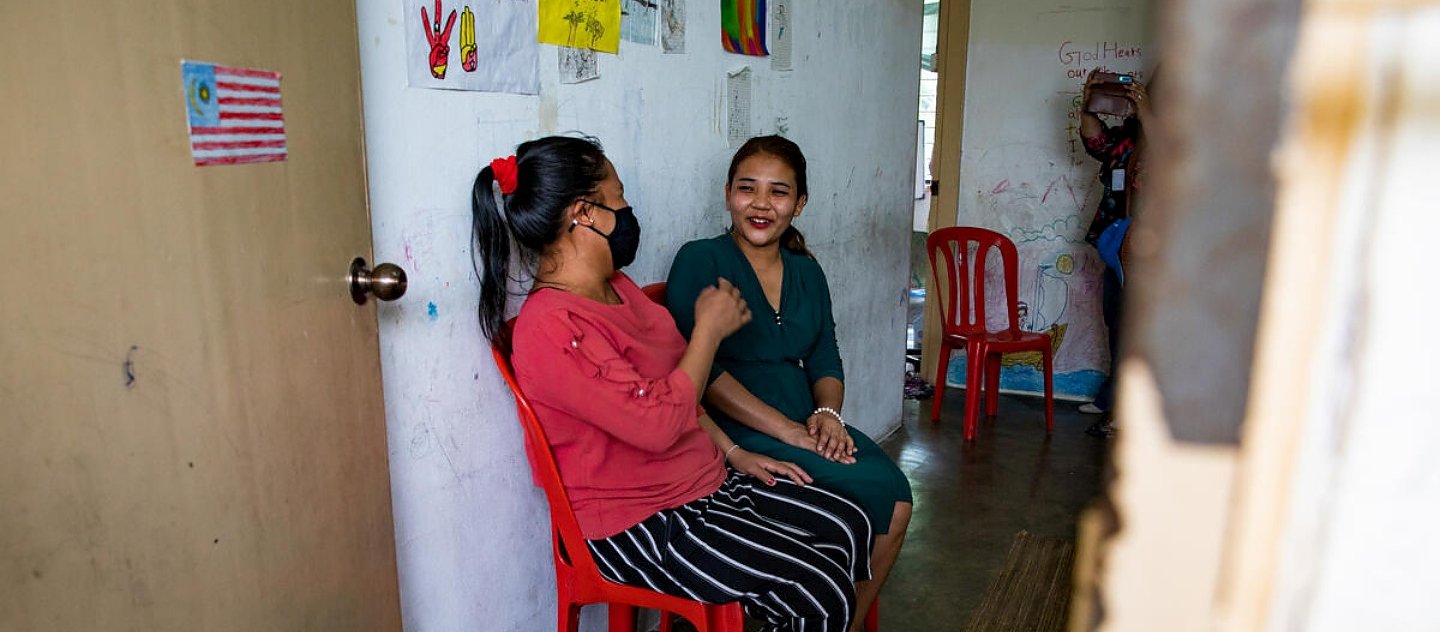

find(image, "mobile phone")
[1086,72,1137,117]
[1095,72,1135,85]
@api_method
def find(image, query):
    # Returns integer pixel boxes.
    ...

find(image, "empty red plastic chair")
[925,227,1054,441]
[492,336,745,632]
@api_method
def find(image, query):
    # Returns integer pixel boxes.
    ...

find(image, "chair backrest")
[490,331,605,584]
[494,282,665,577]
[925,226,1023,337]
[640,281,667,306]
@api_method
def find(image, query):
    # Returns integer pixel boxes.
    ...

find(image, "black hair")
[727,135,812,258]
[472,135,609,351]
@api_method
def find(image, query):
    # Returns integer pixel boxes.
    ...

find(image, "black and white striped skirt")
[587,470,874,632]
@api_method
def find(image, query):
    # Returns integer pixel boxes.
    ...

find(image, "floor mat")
[962,530,1075,632]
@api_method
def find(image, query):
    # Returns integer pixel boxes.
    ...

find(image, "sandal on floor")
[903,373,935,400]
[1085,419,1115,438]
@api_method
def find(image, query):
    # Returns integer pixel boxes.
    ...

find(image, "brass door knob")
[349,257,408,305]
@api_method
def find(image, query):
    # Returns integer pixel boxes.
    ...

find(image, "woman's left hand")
[806,413,857,463]
[728,448,813,486]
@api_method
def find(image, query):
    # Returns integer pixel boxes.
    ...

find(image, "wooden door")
[0,1,401,629]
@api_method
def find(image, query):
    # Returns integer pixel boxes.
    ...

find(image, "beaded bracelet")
[813,407,845,426]
[724,444,741,459]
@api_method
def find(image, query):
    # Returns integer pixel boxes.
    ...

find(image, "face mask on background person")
[576,200,641,269]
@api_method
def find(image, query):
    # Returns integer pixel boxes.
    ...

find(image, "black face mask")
[575,200,641,269]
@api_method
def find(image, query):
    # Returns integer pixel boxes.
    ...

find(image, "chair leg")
[659,610,673,632]
[608,604,637,632]
[709,602,745,632]
[559,603,581,632]
[864,598,880,631]
[984,353,1001,416]
[963,342,985,441]
[930,344,952,421]
[1042,347,1055,433]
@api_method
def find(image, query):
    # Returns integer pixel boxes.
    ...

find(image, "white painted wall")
[947,0,1151,398]
[355,1,921,629]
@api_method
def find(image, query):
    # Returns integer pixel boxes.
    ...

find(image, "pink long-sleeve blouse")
[511,273,725,539]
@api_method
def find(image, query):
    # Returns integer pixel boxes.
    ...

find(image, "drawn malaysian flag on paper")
[181,61,287,166]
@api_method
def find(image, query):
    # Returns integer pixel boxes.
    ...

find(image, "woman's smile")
[727,153,806,249]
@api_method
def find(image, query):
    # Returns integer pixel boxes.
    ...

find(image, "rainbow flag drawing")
[721,0,768,56]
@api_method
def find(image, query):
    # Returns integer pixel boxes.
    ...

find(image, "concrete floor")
[875,391,1110,630]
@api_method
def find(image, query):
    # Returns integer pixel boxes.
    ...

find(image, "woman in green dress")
[666,136,911,630]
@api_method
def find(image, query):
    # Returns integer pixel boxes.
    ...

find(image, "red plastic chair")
[639,282,881,632]
[492,337,745,632]
[641,281,668,305]
[925,227,1054,441]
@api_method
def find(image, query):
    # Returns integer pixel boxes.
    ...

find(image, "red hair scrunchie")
[490,155,519,195]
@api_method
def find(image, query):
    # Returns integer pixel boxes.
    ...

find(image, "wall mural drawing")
[661,0,686,53]
[421,0,458,79]
[621,0,659,46]
[559,46,600,83]
[404,0,539,94]
[540,0,622,54]
[946,245,1106,397]
[460,5,479,72]
[720,0,768,56]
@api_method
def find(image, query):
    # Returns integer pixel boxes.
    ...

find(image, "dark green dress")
[666,234,912,533]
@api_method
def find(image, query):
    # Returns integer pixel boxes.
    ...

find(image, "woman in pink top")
[472,136,873,632]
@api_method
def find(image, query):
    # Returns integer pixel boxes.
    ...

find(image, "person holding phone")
[1078,68,1156,436]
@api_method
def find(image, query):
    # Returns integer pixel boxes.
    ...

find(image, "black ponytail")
[472,165,515,351]
[728,135,813,258]
[780,226,810,258]
[472,136,609,352]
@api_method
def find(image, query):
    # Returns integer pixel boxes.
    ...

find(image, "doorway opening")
[904,1,941,400]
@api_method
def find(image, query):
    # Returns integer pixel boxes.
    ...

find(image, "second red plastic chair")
[924,227,1054,440]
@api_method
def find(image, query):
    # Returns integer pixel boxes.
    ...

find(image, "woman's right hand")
[693,278,751,340]
[779,421,857,464]
[1083,68,1102,101]
[727,447,812,486]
